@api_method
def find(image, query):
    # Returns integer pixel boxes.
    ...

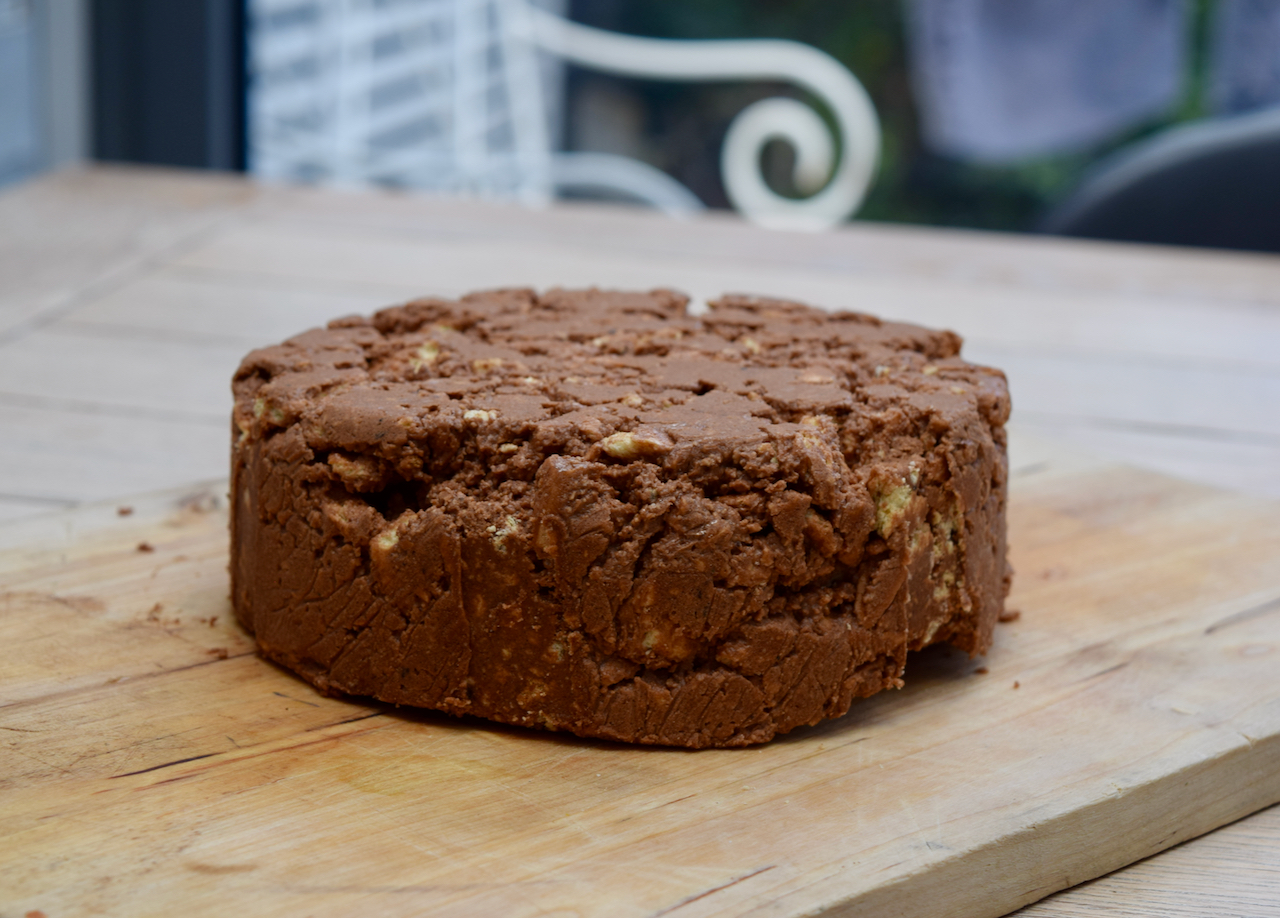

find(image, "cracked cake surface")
[230,288,1011,748]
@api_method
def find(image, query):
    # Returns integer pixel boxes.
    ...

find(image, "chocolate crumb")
[974,666,990,675]
[137,541,154,553]
[117,506,134,516]
[1013,681,1020,689]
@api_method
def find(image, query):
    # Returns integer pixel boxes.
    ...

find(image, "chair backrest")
[1042,107,1280,253]
[249,0,881,229]
[249,0,555,202]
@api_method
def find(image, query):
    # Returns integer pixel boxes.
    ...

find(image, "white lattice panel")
[248,0,557,201]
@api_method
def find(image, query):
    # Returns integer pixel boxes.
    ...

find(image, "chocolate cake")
[231,288,1011,748]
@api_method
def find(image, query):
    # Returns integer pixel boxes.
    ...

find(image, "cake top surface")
[233,288,1009,483]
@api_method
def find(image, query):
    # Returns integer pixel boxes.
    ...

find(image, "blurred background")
[3,0,1279,247]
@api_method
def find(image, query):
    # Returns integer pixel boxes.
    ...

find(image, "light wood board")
[1019,802,1280,917]
[2,457,1279,918]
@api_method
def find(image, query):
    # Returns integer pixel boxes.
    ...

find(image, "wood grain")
[0,402,226,507]
[1019,804,1280,917]
[0,166,251,340]
[3,166,1280,914]
[246,181,1280,309]
[2,461,1278,918]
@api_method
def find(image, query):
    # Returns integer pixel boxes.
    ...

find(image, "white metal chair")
[248,0,880,230]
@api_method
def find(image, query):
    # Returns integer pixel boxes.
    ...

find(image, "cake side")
[231,289,1010,747]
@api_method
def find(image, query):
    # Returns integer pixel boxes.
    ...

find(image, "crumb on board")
[207,647,229,660]
[974,666,989,675]
[1013,681,1021,689]
[998,609,1022,623]
[117,506,133,516]
[137,541,154,553]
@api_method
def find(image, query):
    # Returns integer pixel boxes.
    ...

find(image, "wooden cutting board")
[3,456,1279,918]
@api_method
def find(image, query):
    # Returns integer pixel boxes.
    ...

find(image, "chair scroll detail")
[521,2,881,230]
[248,0,879,229]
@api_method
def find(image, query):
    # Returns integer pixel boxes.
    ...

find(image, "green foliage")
[570,0,1222,231]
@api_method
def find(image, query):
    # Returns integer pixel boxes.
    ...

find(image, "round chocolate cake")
[231,288,1011,747]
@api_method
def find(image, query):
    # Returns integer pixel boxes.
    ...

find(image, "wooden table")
[2,166,1278,915]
